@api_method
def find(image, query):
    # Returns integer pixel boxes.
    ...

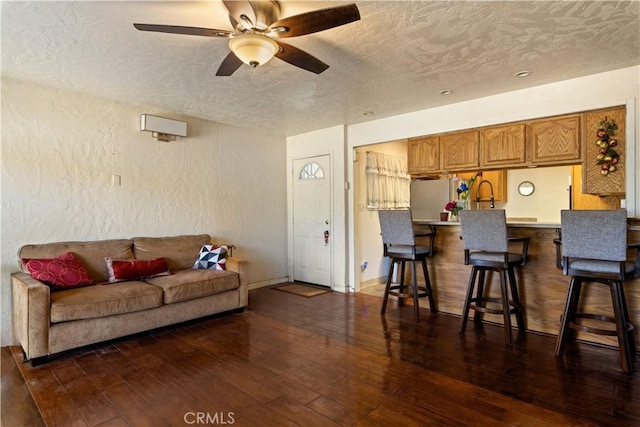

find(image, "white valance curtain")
[366,151,411,210]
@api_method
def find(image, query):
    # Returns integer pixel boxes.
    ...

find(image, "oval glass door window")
[518,181,535,196]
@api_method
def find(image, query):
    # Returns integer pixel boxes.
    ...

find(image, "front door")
[292,155,331,286]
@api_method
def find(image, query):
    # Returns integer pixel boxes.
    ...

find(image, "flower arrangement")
[455,171,482,200]
[595,117,620,176]
[445,200,463,217]
[444,172,483,218]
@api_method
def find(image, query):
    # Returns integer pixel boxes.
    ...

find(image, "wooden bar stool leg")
[508,266,525,331]
[461,267,479,333]
[474,269,486,325]
[500,269,513,345]
[555,277,582,356]
[421,259,436,312]
[412,261,419,322]
[618,283,636,361]
[381,259,396,315]
[398,261,406,307]
[611,281,634,373]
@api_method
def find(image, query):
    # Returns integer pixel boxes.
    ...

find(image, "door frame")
[286,126,347,292]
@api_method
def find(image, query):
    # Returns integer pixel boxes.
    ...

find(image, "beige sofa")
[11,234,248,362]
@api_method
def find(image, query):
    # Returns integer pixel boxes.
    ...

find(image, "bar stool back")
[378,209,437,321]
[556,209,637,372]
[459,209,529,345]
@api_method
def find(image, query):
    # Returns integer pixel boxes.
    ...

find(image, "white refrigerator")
[410,179,451,220]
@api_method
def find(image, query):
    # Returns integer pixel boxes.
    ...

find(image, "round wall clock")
[518,181,535,196]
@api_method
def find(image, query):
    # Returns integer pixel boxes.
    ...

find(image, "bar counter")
[413,217,640,348]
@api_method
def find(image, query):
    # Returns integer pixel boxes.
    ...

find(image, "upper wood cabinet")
[440,130,479,171]
[408,136,440,176]
[527,115,581,165]
[404,108,620,180]
[480,124,526,168]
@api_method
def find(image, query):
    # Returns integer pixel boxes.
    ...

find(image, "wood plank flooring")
[2,286,639,426]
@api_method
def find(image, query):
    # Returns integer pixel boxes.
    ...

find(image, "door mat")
[272,283,332,298]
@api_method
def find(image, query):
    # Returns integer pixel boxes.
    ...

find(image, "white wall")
[347,66,639,290]
[354,140,408,285]
[506,166,572,222]
[1,78,288,346]
[286,125,347,291]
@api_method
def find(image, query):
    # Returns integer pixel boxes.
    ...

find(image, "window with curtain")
[366,151,411,210]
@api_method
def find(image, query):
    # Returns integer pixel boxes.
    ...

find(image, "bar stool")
[556,209,638,373]
[378,209,437,322]
[459,209,530,345]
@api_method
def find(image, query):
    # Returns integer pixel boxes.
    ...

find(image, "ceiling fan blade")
[275,41,329,74]
[133,23,232,38]
[216,51,244,76]
[268,4,360,38]
[222,0,256,29]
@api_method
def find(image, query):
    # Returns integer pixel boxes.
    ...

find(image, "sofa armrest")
[225,257,247,284]
[11,272,50,360]
[225,258,248,307]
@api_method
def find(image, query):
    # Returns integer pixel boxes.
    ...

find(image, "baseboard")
[248,277,290,290]
[359,276,385,289]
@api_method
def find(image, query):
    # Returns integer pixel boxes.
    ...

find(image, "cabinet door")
[408,136,440,175]
[480,124,526,168]
[458,170,507,203]
[441,130,479,171]
[528,115,581,165]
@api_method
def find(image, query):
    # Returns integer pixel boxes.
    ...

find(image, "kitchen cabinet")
[527,115,581,165]
[404,108,623,186]
[441,130,479,171]
[480,124,526,168]
[458,170,507,203]
[408,136,440,176]
[582,106,626,195]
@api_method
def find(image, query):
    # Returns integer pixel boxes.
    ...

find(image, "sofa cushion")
[133,235,210,271]
[22,252,94,290]
[50,281,163,323]
[144,269,239,304]
[105,257,171,283]
[18,239,134,283]
[193,245,228,270]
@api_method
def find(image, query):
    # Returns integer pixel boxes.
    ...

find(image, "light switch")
[112,174,121,186]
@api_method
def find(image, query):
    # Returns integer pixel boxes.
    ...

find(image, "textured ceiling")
[2,1,639,137]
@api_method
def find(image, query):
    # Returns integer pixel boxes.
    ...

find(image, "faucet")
[476,180,495,209]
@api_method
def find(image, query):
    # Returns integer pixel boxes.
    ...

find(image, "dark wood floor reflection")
[2,286,639,426]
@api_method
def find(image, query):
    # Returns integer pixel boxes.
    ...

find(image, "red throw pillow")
[22,252,94,290]
[105,257,170,283]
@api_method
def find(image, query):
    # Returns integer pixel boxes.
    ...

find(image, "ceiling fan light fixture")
[229,33,279,68]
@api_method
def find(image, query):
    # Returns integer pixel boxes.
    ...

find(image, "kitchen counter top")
[414,219,560,228]
[416,215,640,230]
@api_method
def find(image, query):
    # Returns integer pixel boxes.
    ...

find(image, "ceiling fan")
[133,0,360,76]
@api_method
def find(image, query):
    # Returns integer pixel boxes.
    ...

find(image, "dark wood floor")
[2,286,639,426]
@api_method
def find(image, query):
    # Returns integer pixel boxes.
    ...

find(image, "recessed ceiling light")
[515,71,531,78]
[439,89,453,95]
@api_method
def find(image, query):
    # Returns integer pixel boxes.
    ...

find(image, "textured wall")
[1,79,288,346]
